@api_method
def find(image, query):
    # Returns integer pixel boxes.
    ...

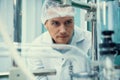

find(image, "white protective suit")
[26,26,91,80]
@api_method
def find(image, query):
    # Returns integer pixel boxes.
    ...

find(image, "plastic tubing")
[0,20,35,80]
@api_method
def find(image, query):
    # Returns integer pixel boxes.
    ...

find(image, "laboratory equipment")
[0,44,92,80]
[96,0,120,80]
[99,30,120,80]
[55,0,120,80]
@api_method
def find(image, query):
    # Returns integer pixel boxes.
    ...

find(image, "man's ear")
[44,20,48,29]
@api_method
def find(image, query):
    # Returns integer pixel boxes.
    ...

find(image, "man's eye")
[51,21,60,26]
[65,20,73,26]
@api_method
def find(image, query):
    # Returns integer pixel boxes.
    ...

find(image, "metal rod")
[55,0,96,10]
[72,0,91,10]
[71,71,98,78]
[72,0,96,10]
[0,69,56,78]
[91,19,98,61]
[0,72,9,78]
[33,69,56,76]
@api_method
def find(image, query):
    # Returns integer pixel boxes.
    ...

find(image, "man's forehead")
[50,17,74,21]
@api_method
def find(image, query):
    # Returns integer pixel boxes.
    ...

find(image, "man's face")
[45,16,74,44]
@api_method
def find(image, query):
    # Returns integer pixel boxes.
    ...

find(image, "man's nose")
[59,25,66,33]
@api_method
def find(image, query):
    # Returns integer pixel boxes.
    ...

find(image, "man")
[27,0,91,80]
[33,0,91,54]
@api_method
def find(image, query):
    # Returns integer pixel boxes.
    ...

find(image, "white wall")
[0,0,13,80]
[22,0,43,43]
